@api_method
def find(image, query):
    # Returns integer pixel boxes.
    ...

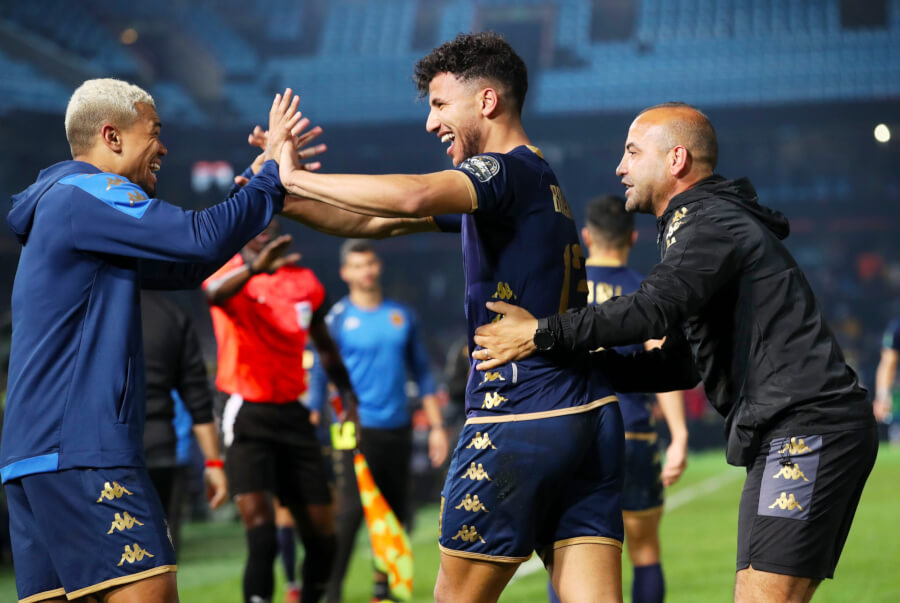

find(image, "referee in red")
[204,219,360,603]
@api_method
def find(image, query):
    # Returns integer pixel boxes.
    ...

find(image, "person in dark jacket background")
[141,289,227,554]
[472,102,877,602]
[0,78,302,603]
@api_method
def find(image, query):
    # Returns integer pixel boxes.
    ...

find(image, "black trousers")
[147,465,189,555]
[326,425,413,603]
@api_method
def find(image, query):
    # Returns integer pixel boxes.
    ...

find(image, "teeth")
[150,163,160,172]
[441,133,455,143]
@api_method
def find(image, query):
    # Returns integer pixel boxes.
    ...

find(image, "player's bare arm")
[278,135,476,218]
[282,195,441,239]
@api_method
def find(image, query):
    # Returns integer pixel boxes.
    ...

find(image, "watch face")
[534,330,554,351]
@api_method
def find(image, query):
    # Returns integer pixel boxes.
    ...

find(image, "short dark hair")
[339,239,377,265]
[639,102,719,170]
[585,195,634,249]
[413,32,528,115]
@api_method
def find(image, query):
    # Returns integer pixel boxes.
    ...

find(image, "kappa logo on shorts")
[455,493,489,513]
[491,282,517,301]
[758,435,820,520]
[459,155,500,183]
[768,492,803,511]
[772,462,809,482]
[117,543,154,566]
[778,437,812,455]
[96,481,133,503]
[481,371,505,384]
[451,525,486,544]
[461,462,492,481]
[482,392,507,409]
[466,432,497,450]
[107,512,144,534]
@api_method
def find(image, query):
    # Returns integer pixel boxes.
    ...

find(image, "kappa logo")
[492,282,516,301]
[107,512,144,534]
[96,482,133,503]
[482,392,507,409]
[665,206,689,250]
[772,463,809,482]
[459,155,500,183]
[117,543,154,566]
[778,437,811,455]
[466,431,497,450]
[451,524,486,543]
[768,492,803,511]
[461,462,492,481]
[455,493,489,513]
[481,371,505,384]
[127,191,147,206]
[106,176,126,190]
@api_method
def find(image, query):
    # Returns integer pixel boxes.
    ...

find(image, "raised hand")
[250,234,301,274]
[266,88,304,163]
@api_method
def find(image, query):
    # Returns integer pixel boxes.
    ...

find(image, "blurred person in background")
[473,102,877,602]
[873,318,900,438]
[204,216,360,603]
[275,32,626,603]
[307,239,446,603]
[548,195,688,603]
[0,78,293,603]
[140,289,227,555]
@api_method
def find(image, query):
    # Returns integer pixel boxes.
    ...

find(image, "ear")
[630,230,639,246]
[480,87,500,118]
[581,226,593,249]
[669,145,690,177]
[339,265,350,284]
[100,123,123,153]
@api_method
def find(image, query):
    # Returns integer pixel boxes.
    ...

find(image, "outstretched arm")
[282,196,440,239]
[278,131,475,218]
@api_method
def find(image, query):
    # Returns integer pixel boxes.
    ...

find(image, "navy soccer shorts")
[622,433,664,514]
[736,426,878,580]
[438,399,625,563]
[6,466,176,602]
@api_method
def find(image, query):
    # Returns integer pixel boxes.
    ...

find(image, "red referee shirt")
[203,254,326,402]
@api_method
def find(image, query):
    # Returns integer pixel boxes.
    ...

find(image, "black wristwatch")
[533,319,556,352]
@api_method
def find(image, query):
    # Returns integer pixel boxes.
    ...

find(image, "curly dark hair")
[413,32,528,115]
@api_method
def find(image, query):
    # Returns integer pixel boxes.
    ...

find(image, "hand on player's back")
[250,234,301,274]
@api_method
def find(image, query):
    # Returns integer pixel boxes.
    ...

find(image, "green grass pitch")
[2,446,898,602]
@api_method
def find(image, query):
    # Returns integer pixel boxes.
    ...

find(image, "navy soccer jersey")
[585,260,654,433]
[435,146,615,417]
[884,319,900,352]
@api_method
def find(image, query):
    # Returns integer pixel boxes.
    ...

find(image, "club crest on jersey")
[390,310,405,328]
[460,155,500,183]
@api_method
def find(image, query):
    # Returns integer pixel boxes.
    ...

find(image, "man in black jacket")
[472,103,877,602]
[141,290,227,553]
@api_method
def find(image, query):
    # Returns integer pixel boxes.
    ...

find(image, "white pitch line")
[509,469,743,583]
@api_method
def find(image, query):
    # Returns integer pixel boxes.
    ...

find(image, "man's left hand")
[428,427,449,467]
[204,466,228,509]
[472,301,538,370]
[661,437,688,487]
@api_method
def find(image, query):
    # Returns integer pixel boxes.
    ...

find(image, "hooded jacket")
[545,175,872,466]
[0,159,283,482]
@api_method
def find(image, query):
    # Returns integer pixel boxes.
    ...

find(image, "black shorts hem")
[738,559,830,581]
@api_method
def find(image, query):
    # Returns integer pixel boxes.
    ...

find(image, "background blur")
[0,0,899,598]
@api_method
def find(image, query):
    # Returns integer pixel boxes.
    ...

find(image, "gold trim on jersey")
[438,544,531,564]
[622,506,664,517]
[464,396,618,425]
[64,565,177,600]
[585,257,625,267]
[19,587,66,603]
[450,170,478,212]
[525,145,545,159]
[624,431,658,443]
[552,536,623,551]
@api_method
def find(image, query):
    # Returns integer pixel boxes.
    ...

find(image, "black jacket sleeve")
[546,209,740,351]
[590,330,701,393]
[176,312,215,425]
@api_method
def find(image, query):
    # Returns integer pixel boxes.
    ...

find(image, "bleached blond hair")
[64,78,156,157]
